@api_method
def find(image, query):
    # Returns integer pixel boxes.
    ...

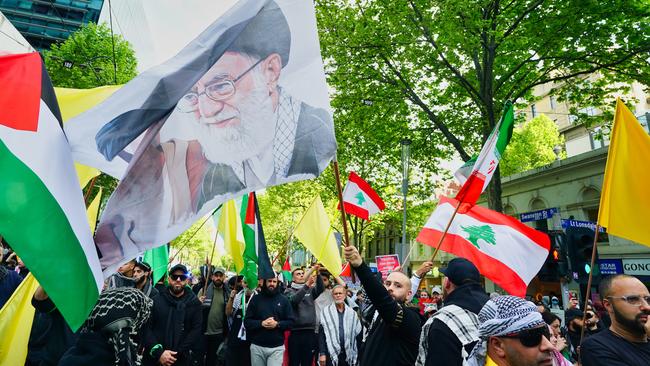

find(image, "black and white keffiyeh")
[82,287,153,366]
[467,295,545,366]
[320,303,362,366]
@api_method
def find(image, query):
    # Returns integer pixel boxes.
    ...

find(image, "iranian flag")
[454,102,514,204]
[417,196,549,297]
[0,53,102,330]
[339,171,385,220]
[240,192,274,287]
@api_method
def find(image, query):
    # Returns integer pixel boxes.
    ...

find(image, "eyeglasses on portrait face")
[498,326,551,348]
[607,295,650,307]
[177,58,264,113]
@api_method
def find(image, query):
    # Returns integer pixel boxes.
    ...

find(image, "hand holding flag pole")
[332,156,357,282]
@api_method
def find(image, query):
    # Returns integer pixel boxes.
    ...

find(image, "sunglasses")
[500,326,550,347]
[170,274,188,281]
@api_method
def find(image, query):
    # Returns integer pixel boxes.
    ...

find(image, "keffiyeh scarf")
[320,303,362,366]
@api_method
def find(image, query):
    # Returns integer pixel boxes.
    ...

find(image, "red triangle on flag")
[340,262,352,277]
[0,53,41,132]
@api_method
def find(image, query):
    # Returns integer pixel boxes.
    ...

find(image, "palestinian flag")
[0,53,102,330]
[454,102,514,205]
[339,171,385,220]
[417,196,549,297]
[282,257,292,284]
[240,192,274,287]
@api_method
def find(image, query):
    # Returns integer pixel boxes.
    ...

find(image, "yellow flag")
[0,274,40,365]
[219,200,245,273]
[598,99,650,246]
[55,86,122,188]
[294,196,343,278]
[87,188,103,233]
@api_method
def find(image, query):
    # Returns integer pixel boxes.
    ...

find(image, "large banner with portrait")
[65,0,337,276]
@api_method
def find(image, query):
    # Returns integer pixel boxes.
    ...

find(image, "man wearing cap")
[416,257,490,366]
[343,245,422,366]
[465,295,554,366]
[562,307,584,361]
[581,274,650,365]
[152,0,337,221]
[198,267,230,366]
[134,260,159,299]
[142,264,203,366]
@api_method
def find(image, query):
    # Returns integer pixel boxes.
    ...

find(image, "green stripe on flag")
[0,140,98,330]
[494,101,515,159]
[240,194,259,287]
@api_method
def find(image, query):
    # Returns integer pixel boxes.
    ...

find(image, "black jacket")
[424,282,489,366]
[199,281,230,335]
[355,262,423,366]
[58,332,115,366]
[142,287,203,366]
[244,287,294,348]
[26,297,77,366]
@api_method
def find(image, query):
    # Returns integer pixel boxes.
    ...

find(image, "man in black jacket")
[417,257,489,366]
[285,265,324,366]
[143,264,203,366]
[343,245,423,366]
[245,277,294,366]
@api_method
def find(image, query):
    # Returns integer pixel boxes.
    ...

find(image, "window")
[531,105,537,118]
[589,127,606,150]
[549,96,557,110]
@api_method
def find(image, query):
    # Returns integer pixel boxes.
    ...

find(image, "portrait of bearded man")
[93,0,336,270]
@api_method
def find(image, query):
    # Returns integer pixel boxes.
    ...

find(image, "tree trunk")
[486,165,504,213]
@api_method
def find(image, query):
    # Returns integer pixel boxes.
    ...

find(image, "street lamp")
[401,139,411,267]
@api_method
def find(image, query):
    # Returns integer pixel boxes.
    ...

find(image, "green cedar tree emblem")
[460,225,497,249]
[355,192,366,205]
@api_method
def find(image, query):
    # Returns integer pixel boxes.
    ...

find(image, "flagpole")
[203,228,219,295]
[168,205,221,264]
[579,226,601,350]
[333,157,351,248]
[83,176,99,206]
[429,201,463,262]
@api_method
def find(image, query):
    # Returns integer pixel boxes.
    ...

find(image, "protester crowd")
[1,238,649,366]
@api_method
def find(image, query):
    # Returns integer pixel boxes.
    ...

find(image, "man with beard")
[142,264,203,366]
[416,258,490,366]
[198,267,230,366]
[134,260,159,299]
[318,285,362,366]
[157,0,336,221]
[581,274,650,365]
[244,277,294,366]
[343,245,422,366]
[284,265,324,366]
[225,276,254,366]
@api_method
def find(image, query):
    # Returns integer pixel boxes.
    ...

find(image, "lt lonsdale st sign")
[622,259,650,276]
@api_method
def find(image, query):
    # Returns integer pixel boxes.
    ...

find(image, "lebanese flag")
[0,53,102,330]
[417,196,549,297]
[338,171,385,220]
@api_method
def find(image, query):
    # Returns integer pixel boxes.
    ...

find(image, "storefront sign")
[520,208,558,222]
[599,259,623,275]
[376,254,400,280]
[622,259,650,276]
[561,219,605,232]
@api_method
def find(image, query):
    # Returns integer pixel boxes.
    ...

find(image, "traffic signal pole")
[578,225,601,359]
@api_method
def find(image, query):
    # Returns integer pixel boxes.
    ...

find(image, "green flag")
[143,244,169,285]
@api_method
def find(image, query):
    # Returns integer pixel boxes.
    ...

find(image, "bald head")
[384,271,412,302]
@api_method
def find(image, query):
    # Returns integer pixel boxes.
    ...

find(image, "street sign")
[520,208,558,222]
[561,219,605,232]
[598,259,623,275]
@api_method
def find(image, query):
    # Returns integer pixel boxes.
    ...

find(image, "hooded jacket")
[142,287,203,366]
[423,282,489,366]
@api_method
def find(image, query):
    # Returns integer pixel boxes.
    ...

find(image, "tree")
[316,0,650,212]
[170,217,219,270]
[44,23,138,88]
[500,114,565,176]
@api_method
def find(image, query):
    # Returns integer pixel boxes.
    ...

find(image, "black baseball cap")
[169,264,188,275]
[565,308,584,322]
[440,258,481,285]
[134,261,152,272]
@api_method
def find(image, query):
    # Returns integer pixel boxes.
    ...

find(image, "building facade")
[0,0,104,51]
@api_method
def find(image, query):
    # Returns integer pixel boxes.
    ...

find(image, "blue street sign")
[599,259,623,275]
[520,208,558,222]
[561,219,606,232]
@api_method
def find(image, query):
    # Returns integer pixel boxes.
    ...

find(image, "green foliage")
[500,114,565,176]
[316,0,650,211]
[44,23,138,88]
[170,217,218,269]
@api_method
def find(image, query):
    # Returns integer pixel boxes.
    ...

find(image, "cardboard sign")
[376,254,400,280]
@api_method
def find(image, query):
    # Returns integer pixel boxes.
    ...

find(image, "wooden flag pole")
[333,158,351,248]
[203,228,219,295]
[429,201,463,263]
[579,226,601,349]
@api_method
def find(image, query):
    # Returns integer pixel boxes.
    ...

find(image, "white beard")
[195,87,276,165]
